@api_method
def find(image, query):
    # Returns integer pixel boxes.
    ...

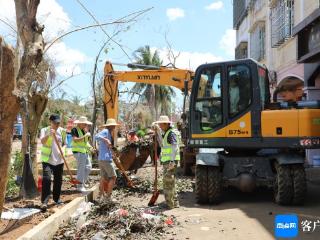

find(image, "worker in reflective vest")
[71,116,93,192]
[153,115,180,209]
[40,114,67,211]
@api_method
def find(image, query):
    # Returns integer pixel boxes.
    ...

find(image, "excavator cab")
[189,58,269,146]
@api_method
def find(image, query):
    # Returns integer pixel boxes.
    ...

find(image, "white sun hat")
[74,116,92,125]
[155,115,172,124]
[103,118,120,127]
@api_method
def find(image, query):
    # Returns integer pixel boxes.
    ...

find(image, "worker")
[127,129,139,143]
[71,116,93,192]
[40,114,67,210]
[153,115,180,209]
[94,118,119,201]
[84,121,96,187]
[229,74,240,115]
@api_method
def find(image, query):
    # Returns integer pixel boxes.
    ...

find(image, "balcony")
[233,0,249,30]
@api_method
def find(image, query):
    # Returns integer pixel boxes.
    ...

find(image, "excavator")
[103,61,196,174]
[104,58,320,206]
[188,58,320,205]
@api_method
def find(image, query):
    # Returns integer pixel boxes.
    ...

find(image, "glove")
[152,123,161,132]
[85,132,91,137]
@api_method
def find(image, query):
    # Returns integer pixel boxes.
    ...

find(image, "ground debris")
[53,200,176,240]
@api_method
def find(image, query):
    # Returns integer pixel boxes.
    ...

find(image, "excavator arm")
[103,61,194,120]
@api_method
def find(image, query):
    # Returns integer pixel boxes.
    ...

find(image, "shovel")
[52,133,81,185]
[111,148,134,188]
[148,136,160,206]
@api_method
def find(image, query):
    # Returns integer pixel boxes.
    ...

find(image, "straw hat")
[74,116,92,125]
[155,115,172,124]
[103,118,120,127]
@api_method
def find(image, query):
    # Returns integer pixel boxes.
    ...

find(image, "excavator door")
[188,59,269,149]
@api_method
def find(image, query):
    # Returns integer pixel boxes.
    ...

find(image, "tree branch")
[45,7,152,54]
[0,18,17,33]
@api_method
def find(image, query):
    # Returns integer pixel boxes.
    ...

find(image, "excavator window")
[195,67,222,131]
[228,65,251,117]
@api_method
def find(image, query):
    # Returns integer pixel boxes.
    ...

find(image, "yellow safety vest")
[160,128,180,163]
[40,127,66,163]
[71,127,88,153]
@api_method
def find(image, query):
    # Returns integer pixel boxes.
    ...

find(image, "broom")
[52,133,81,185]
[148,136,160,206]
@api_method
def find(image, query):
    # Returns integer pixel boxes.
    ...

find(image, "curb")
[17,184,99,240]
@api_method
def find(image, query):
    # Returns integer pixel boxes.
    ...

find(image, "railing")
[271,0,294,47]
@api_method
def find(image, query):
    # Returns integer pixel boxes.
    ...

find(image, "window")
[271,0,294,47]
[258,67,267,107]
[250,23,265,61]
[195,67,222,131]
[228,65,251,117]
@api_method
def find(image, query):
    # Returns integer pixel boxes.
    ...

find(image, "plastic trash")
[165,217,174,225]
[141,212,161,223]
[91,231,106,240]
[72,201,94,228]
[109,208,128,217]
[71,202,93,219]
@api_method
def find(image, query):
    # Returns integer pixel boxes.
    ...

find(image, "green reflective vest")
[71,127,88,153]
[160,128,180,163]
[40,127,66,163]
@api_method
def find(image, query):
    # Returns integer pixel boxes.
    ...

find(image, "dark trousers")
[41,162,64,203]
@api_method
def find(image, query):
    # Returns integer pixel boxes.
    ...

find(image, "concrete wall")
[295,0,320,25]
[237,17,249,44]
[272,39,298,72]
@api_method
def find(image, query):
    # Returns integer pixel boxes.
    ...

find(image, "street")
[128,166,320,240]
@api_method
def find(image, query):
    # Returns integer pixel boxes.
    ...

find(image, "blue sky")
[0,0,235,102]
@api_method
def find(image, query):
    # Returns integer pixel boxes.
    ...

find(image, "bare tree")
[164,31,181,68]
[0,0,44,214]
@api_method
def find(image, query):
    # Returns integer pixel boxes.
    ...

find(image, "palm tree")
[131,46,176,119]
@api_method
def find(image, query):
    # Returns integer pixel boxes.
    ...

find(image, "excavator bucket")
[119,142,152,171]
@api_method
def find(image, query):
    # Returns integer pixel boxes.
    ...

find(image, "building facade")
[233,0,320,100]
[234,0,320,165]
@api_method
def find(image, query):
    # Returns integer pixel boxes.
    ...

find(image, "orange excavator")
[103,61,195,174]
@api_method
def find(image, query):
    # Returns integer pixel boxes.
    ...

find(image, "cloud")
[47,42,86,76]
[153,47,224,71]
[219,29,236,57]
[205,1,224,10]
[0,0,87,77]
[166,8,185,21]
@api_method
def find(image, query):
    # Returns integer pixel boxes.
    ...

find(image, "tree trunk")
[21,94,48,186]
[0,38,19,215]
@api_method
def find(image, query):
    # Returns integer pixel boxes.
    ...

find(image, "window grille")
[271,0,294,47]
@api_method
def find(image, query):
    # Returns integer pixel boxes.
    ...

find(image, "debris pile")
[53,200,177,240]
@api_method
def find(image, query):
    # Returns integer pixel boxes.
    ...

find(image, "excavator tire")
[207,166,222,204]
[195,165,208,204]
[274,164,293,205]
[292,164,307,205]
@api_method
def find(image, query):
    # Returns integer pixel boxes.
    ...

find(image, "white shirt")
[40,127,67,166]
[230,86,240,114]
